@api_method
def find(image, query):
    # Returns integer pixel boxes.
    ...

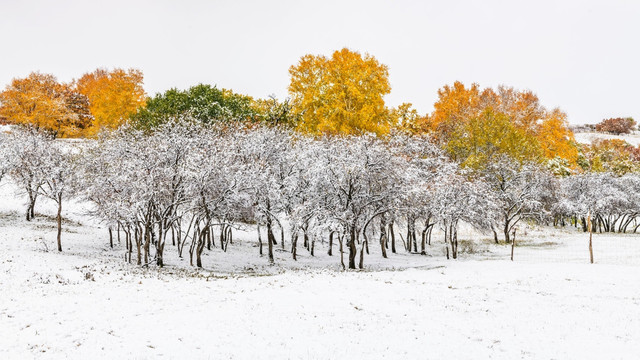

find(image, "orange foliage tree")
[75,68,145,135]
[288,48,392,136]
[595,117,636,134]
[0,72,92,137]
[419,81,577,166]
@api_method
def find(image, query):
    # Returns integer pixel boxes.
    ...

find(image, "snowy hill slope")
[574,131,640,146]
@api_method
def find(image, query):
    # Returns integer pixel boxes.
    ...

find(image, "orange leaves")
[0,69,145,137]
[424,81,578,167]
[427,81,486,142]
[288,48,391,136]
[0,72,92,137]
[75,68,146,135]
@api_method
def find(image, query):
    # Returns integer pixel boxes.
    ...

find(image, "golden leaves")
[288,48,391,136]
[75,68,146,135]
[0,72,92,137]
[424,81,578,166]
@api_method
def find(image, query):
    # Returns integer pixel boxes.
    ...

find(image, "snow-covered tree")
[4,127,53,221]
[480,155,557,243]
[236,126,295,263]
[38,142,79,252]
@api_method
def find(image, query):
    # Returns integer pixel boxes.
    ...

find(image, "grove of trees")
[1,47,639,270]
[1,120,640,269]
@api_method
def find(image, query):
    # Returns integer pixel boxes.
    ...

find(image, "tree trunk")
[339,235,345,270]
[257,224,263,256]
[292,233,298,261]
[156,222,165,267]
[444,225,450,260]
[26,189,37,222]
[510,229,516,261]
[136,226,142,266]
[189,226,198,266]
[126,229,132,263]
[420,224,429,255]
[364,235,369,255]
[389,222,396,254]
[196,226,207,268]
[503,216,511,244]
[109,227,113,249]
[379,222,388,259]
[406,222,412,252]
[266,217,275,264]
[310,235,315,257]
[588,213,594,264]
[143,223,150,266]
[56,194,63,252]
[219,225,225,251]
[358,240,365,269]
[348,227,357,269]
[328,231,334,256]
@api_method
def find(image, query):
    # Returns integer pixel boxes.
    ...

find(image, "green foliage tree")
[130,84,259,130]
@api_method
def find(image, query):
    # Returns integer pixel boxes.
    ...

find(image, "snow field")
[1,183,640,359]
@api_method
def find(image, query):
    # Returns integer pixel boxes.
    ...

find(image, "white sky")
[1,0,638,125]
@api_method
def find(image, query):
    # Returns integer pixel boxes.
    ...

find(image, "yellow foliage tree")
[288,48,391,136]
[75,68,146,135]
[446,109,542,169]
[390,103,427,133]
[536,108,578,163]
[0,72,92,137]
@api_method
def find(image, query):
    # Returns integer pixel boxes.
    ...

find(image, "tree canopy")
[420,81,578,168]
[0,72,92,137]
[288,48,392,136]
[130,84,259,130]
[75,68,146,135]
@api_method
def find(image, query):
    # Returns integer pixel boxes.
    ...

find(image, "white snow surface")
[1,182,640,359]
[574,131,640,146]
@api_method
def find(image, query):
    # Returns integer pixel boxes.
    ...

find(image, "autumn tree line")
[0,48,639,269]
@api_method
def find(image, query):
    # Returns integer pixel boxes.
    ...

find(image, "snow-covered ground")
[1,182,640,359]
[575,131,640,146]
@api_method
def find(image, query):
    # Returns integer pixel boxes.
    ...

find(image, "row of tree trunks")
[406,215,417,253]
[444,222,458,259]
